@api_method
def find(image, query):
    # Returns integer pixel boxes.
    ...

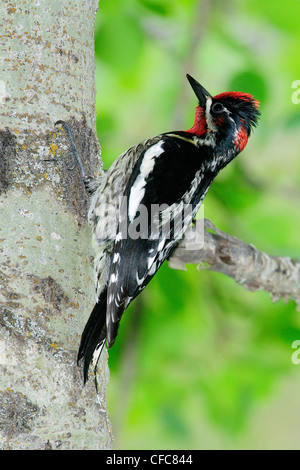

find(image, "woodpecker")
[57,74,260,384]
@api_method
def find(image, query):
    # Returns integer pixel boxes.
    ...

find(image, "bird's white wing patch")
[128,141,164,222]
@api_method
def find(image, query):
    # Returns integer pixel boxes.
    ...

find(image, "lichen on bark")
[0,0,112,450]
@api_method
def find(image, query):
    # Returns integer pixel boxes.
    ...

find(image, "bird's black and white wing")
[105,134,215,347]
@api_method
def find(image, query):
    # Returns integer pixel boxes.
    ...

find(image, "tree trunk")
[0,0,112,450]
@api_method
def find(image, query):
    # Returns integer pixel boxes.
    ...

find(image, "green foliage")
[94,0,300,449]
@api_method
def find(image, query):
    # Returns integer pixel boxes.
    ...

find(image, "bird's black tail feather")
[77,287,107,384]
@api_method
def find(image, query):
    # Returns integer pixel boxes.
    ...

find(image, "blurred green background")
[94,0,300,449]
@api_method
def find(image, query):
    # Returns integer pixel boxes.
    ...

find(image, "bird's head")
[186,74,260,154]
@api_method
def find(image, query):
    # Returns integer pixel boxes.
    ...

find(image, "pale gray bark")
[170,219,300,309]
[0,0,112,450]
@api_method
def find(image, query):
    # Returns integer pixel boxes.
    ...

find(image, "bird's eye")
[211,102,225,113]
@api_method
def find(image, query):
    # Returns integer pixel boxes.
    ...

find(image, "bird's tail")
[77,287,107,384]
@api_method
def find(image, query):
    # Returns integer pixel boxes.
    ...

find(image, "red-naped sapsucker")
[57,74,260,384]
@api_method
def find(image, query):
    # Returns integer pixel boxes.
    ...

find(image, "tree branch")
[169,219,300,310]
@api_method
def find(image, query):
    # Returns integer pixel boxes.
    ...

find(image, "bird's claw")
[53,120,86,178]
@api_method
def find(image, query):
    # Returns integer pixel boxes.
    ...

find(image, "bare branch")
[169,219,300,309]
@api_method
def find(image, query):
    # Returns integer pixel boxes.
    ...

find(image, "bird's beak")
[186,74,212,108]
